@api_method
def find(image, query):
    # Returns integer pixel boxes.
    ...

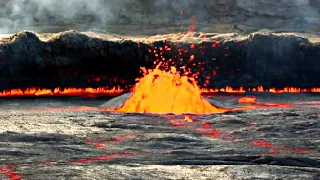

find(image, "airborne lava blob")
[116,67,227,115]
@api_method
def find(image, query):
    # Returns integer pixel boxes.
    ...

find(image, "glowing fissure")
[201,86,320,93]
[0,164,22,180]
[237,96,257,104]
[0,134,137,179]
[0,86,125,97]
[163,115,314,156]
[0,86,318,98]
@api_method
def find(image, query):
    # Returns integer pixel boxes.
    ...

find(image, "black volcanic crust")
[0,30,319,91]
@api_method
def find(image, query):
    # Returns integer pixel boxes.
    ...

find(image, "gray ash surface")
[0,93,319,179]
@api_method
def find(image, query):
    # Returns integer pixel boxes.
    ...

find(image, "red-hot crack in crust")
[0,134,138,180]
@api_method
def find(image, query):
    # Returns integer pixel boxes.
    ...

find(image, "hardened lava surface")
[0,93,319,179]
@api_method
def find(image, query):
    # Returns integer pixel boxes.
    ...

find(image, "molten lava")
[116,67,227,115]
[238,96,257,104]
[0,87,124,97]
[0,85,318,98]
[201,86,320,94]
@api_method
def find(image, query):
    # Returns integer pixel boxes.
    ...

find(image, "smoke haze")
[0,0,138,33]
[0,0,320,34]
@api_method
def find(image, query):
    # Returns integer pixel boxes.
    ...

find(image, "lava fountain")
[116,66,227,114]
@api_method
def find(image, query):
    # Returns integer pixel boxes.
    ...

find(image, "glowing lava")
[238,96,257,104]
[0,86,318,98]
[201,86,320,94]
[116,67,227,115]
[0,86,125,97]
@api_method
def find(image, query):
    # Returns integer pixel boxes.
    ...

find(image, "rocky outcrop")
[0,30,319,90]
[0,31,151,90]
[148,32,320,88]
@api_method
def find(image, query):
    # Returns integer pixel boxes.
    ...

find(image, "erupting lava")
[116,67,227,115]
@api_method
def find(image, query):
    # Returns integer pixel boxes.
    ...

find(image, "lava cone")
[116,67,227,114]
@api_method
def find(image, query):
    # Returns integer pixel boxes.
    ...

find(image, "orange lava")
[238,96,257,104]
[116,67,227,115]
[0,86,318,98]
[184,115,196,122]
[201,86,320,93]
[0,86,125,97]
[310,88,320,93]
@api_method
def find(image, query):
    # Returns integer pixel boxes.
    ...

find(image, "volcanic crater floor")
[0,93,319,180]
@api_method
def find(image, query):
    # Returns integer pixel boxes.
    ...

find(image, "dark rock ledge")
[0,30,319,91]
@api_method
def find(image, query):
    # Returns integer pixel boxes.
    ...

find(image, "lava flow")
[238,96,257,104]
[116,66,227,114]
[201,86,320,93]
[0,86,318,98]
[0,86,125,97]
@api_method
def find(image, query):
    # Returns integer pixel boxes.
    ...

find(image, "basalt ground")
[0,92,319,179]
[0,30,319,91]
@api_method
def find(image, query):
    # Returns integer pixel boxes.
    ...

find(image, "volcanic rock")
[0,30,319,90]
[0,93,319,179]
